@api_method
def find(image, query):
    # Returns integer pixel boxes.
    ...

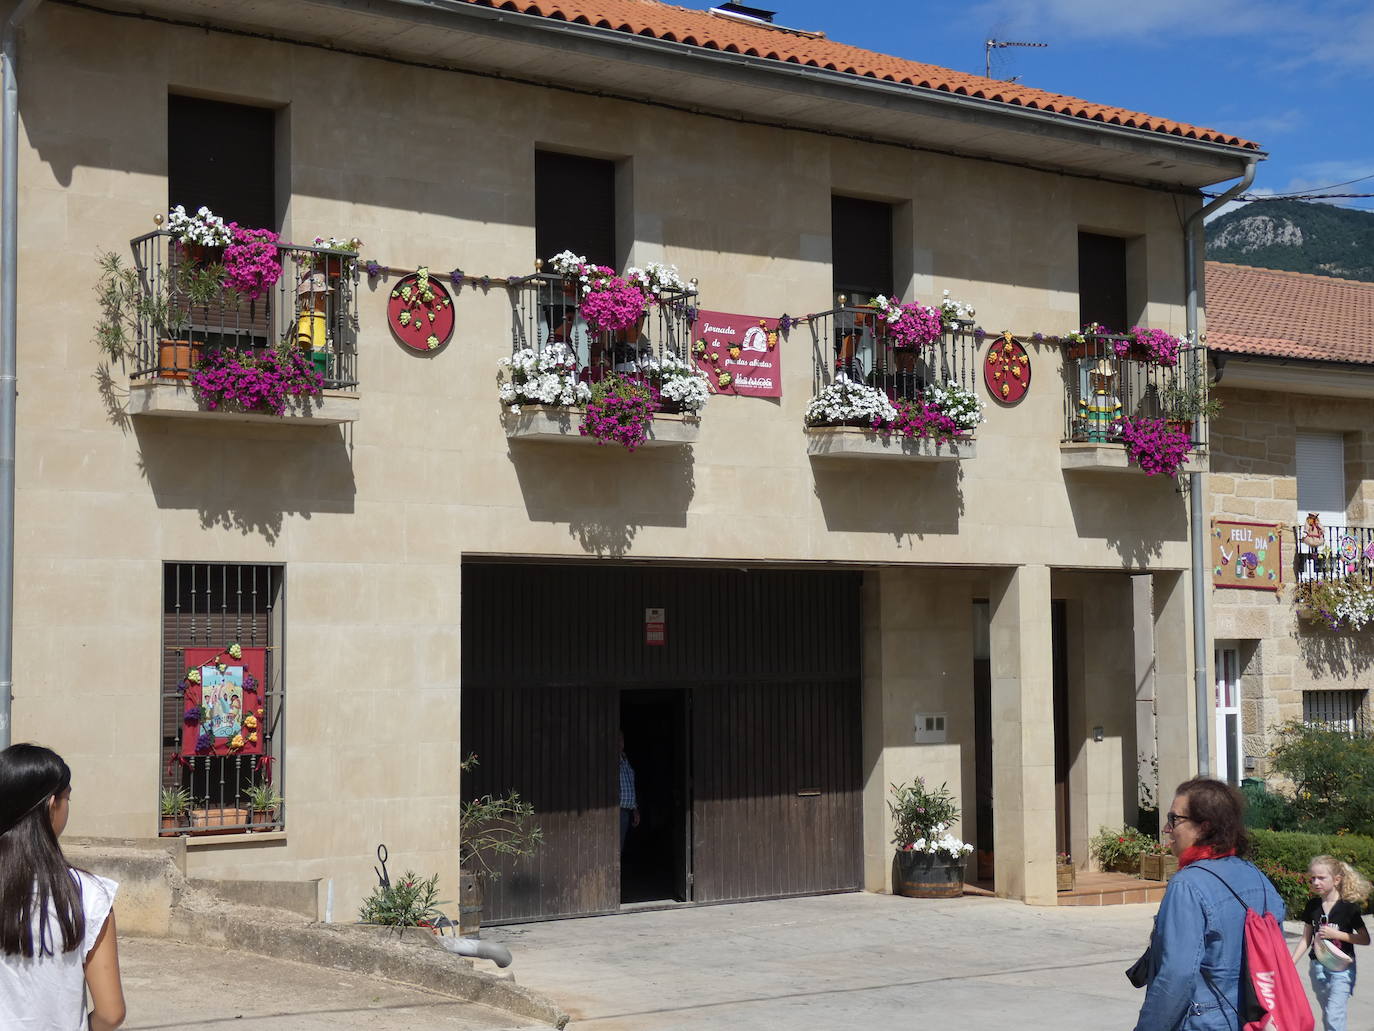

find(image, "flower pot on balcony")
[189,806,249,834]
[895,850,965,899]
[177,243,224,266]
[250,807,277,828]
[159,814,186,837]
[1064,341,1094,361]
[157,339,201,379]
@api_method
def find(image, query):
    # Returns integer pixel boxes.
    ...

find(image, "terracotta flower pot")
[159,814,185,837]
[157,339,201,379]
[189,806,249,834]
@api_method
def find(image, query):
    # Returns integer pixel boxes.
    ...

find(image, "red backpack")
[1196,865,1314,1031]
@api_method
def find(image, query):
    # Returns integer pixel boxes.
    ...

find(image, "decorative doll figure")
[1300,513,1326,581]
[1079,358,1121,443]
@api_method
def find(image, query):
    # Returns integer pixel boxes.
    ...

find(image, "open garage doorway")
[619,689,691,905]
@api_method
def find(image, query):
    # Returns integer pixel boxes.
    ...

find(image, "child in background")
[1292,855,1371,1031]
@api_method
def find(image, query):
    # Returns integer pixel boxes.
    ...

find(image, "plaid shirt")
[618,754,637,809]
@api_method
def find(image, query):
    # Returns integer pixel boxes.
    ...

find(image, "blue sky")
[695,1,1374,215]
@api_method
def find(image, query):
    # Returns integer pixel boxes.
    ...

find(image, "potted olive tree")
[95,249,225,378]
[889,778,974,898]
[459,753,543,937]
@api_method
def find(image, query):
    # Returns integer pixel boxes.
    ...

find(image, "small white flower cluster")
[906,833,976,858]
[166,205,232,246]
[641,352,709,412]
[626,262,686,295]
[547,250,588,277]
[1335,580,1374,630]
[804,376,897,427]
[925,382,984,431]
[905,822,975,858]
[940,289,975,322]
[497,343,591,413]
[312,236,361,252]
[870,294,903,325]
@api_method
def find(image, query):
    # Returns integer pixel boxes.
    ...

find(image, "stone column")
[1153,570,1196,805]
[990,564,1057,905]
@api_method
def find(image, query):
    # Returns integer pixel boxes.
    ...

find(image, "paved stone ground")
[483,892,1324,1031]
[119,937,547,1031]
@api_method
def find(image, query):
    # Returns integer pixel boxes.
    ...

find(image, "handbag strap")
[1191,862,1249,1021]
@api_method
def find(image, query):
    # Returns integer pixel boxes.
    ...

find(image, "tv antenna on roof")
[985,39,1048,80]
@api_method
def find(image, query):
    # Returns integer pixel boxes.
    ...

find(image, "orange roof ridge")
[454,0,1259,150]
[1205,262,1374,366]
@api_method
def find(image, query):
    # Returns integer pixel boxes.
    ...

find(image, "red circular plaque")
[387,271,455,352]
[984,333,1031,405]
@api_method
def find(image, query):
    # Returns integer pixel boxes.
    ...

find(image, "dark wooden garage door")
[461,686,618,922]
[462,562,862,921]
[692,681,862,902]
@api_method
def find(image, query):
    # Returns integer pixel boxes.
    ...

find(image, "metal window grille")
[1302,689,1369,736]
[1061,333,1207,448]
[508,272,699,399]
[1291,523,1374,585]
[128,231,360,389]
[160,563,285,835]
[806,306,980,400]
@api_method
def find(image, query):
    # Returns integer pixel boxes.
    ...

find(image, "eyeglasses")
[1164,812,1195,830]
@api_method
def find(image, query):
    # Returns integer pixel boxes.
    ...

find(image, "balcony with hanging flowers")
[97,206,362,426]
[1059,324,1211,476]
[501,252,707,450]
[802,291,983,462]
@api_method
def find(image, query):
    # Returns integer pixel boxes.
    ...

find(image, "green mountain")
[1205,199,1374,282]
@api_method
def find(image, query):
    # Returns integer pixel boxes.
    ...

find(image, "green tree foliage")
[1267,719,1374,836]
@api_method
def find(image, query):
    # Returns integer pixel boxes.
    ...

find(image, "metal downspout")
[1183,158,1256,775]
[0,0,45,750]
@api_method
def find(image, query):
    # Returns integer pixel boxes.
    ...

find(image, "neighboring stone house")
[1206,262,1374,780]
[5,0,1258,914]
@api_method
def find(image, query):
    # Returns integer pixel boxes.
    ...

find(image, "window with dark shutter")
[168,95,277,230]
[1077,232,1127,332]
[832,196,893,305]
[535,151,616,268]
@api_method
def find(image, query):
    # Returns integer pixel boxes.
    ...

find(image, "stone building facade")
[3,0,1258,914]
[1206,263,1374,779]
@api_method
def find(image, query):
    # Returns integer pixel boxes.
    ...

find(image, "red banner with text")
[690,310,782,398]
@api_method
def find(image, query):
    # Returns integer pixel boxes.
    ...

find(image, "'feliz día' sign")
[1211,520,1282,591]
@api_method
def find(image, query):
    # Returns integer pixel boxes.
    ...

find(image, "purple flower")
[1128,326,1182,367]
[221,224,282,300]
[450,268,465,286]
[1031,332,1044,342]
[1119,416,1191,476]
[365,260,382,279]
[579,376,660,451]
[195,730,213,754]
[183,706,202,725]
[191,347,324,417]
[779,314,793,333]
[973,327,986,342]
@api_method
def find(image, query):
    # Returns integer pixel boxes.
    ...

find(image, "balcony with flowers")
[803,292,983,462]
[98,207,361,426]
[1059,326,1210,476]
[501,253,706,450]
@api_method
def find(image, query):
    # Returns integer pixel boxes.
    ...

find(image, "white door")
[1214,647,1242,785]
[1296,431,1346,579]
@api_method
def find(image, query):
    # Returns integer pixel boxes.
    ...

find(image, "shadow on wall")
[1298,624,1374,679]
[1064,475,1187,569]
[509,439,695,558]
[134,419,356,544]
[810,459,963,541]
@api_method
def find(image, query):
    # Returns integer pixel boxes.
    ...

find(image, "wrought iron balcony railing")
[1062,333,1207,449]
[807,306,979,399]
[128,230,360,390]
[1292,522,1374,584]
[508,272,699,385]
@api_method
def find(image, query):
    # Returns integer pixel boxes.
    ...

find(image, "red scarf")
[1179,845,1236,868]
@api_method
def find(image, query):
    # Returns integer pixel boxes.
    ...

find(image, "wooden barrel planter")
[1140,853,1179,882]
[458,870,483,938]
[895,850,965,899]
[1056,862,1076,892]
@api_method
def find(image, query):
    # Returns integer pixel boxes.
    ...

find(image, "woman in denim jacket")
[1133,777,1286,1031]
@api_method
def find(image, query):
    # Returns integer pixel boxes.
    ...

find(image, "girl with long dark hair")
[0,743,125,1030]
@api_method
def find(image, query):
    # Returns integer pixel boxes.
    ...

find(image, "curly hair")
[1174,777,1251,857]
[1311,855,1373,905]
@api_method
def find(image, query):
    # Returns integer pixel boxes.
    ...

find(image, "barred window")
[1303,689,1368,736]
[160,563,285,835]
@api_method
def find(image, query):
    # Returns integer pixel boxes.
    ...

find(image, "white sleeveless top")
[0,869,118,1030]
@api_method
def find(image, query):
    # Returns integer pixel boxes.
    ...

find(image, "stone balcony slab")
[129,380,360,426]
[1060,442,1208,475]
[503,405,700,447]
[804,426,975,462]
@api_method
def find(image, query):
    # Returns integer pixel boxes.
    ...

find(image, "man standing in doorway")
[619,731,640,852]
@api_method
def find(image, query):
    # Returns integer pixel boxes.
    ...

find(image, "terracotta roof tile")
[457,0,1258,150]
[1205,263,1374,365]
